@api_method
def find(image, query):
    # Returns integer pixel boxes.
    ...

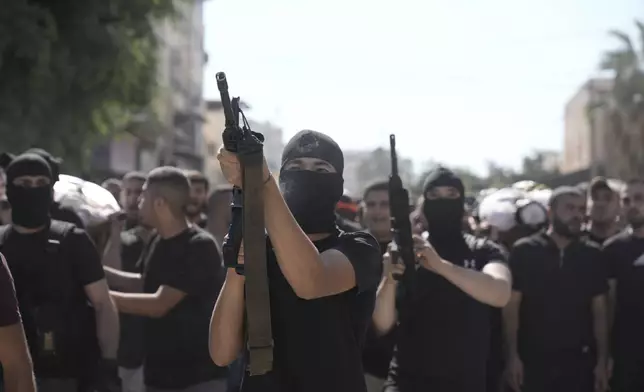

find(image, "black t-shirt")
[241,229,382,392]
[0,253,20,327]
[510,232,607,359]
[362,239,395,379]
[117,227,148,369]
[141,226,225,389]
[390,234,506,387]
[0,221,105,377]
[603,231,644,361]
[0,222,105,289]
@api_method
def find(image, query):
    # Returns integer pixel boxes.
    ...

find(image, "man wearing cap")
[504,186,609,392]
[584,177,621,244]
[211,130,382,392]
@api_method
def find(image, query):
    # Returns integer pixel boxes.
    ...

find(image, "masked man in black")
[0,153,119,392]
[373,166,512,392]
[210,130,383,392]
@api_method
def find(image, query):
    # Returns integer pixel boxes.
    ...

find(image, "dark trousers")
[37,378,79,392]
[611,358,644,392]
[522,351,594,392]
[384,373,485,392]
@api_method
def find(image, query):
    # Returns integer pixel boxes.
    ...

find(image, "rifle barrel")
[389,134,398,176]
[216,72,235,128]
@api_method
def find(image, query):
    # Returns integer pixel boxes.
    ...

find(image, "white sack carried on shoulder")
[53,174,121,227]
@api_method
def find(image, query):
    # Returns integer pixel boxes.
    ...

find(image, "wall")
[562,79,613,174]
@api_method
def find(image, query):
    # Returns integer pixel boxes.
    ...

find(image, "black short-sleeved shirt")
[241,229,382,392]
[0,221,105,376]
[362,238,394,379]
[603,231,644,360]
[390,234,506,387]
[141,226,225,389]
[0,253,20,327]
[0,222,105,289]
[117,227,148,369]
[510,232,607,359]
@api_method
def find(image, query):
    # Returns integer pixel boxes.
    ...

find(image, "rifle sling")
[241,151,274,376]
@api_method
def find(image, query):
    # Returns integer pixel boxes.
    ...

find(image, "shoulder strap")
[0,225,11,250]
[46,220,76,253]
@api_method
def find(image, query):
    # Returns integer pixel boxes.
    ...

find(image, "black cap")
[588,176,616,197]
[281,130,344,174]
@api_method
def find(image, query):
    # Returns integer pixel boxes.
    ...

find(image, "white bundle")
[53,174,121,227]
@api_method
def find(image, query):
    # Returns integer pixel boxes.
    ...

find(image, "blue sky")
[202,0,643,176]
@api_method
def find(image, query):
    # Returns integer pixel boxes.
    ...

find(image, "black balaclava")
[5,153,53,228]
[421,166,466,243]
[279,130,344,234]
[25,148,62,182]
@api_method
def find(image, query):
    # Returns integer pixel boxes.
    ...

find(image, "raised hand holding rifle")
[215,72,274,376]
[388,134,416,287]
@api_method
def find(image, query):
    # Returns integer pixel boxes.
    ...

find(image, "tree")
[0,0,177,173]
[593,21,644,179]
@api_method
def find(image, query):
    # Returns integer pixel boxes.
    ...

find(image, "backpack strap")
[0,225,11,251]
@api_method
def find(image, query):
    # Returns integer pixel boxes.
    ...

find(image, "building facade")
[201,100,285,187]
[562,78,613,176]
[91,0,207,179]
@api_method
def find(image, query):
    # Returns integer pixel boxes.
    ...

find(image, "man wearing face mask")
[24,148,85,229]
[603,179,644,392]
[0,153,119,392]
[373,166,512,392]
[504,186,609,392]
[210,130,383,392]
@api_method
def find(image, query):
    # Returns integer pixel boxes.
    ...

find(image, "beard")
[186,202,201,217]
[552,216,581,239]
[628,213,644,229]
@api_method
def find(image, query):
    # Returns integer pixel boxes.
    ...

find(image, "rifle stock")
[388,135,415,282]
[216,72,273,376]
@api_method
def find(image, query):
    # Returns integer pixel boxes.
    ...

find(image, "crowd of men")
[0,130,642,392]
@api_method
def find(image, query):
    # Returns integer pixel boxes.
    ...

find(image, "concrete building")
[342,149,413,199]
[201,100,285,187]
[562,78,613,175]
[92,0,207,179]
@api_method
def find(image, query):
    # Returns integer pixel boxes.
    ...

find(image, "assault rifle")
[388,135,416,283]
[216,72,273,376]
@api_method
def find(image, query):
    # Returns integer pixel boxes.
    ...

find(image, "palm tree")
[596,21,644,179]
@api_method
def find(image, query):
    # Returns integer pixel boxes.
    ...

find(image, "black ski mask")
[279,130,344,234]
[5,153,53,228]
[421,166,465,241]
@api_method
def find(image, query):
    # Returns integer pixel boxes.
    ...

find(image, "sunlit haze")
[203,0,643,175]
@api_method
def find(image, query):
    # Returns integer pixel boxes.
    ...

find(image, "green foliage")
[0,0,178,173]
[599,21,644,119]
[592,20,644,178]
